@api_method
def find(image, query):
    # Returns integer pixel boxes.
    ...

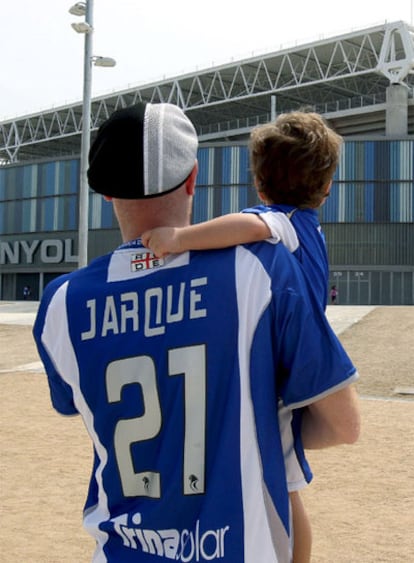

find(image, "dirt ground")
[0,306,413,562]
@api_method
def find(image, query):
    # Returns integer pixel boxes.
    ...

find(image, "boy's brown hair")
[249,111,342,207]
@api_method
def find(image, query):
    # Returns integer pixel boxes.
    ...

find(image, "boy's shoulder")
[243,203,317,219]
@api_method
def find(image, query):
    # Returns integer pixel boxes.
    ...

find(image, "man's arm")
[142,213,271,257]
[301,384,360,449]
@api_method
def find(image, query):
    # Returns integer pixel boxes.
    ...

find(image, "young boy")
[142,110,343,562]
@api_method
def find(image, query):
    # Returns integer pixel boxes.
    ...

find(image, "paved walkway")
[0,300,40,326]
[325,305,376,335]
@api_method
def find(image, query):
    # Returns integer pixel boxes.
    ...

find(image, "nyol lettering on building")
[0,239,78,265]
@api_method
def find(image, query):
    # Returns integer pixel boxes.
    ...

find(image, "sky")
[1,0,413,120]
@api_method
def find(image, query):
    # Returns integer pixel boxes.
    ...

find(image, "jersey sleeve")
[33,278,78,416]
[275,283,358,409]
[243,206,299,252]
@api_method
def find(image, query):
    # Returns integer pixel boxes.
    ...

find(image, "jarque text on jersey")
[81,277,208,340]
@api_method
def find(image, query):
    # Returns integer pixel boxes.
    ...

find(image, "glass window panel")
[14,199,22,233]
[0,169,6,200]
[55,197,65,230]
[370,271,381,304]
[66,195,77,230]
[101,197,114,228]
[13,168,24,200]
[39,163,56,196]
[56,162,65,195]
[40,197,55,231]
[21,199,35,233]
[403,272,413,305]
[0,201,4,233]
[197,149,211,185]
[69,160,80,194]
[221,186,231,215]
[381,272,392,305]
[4,199,13,232]
[193,187,211,223]
[22,165,36,198]
[239,148,250,184]
[46,163,56,196]
[38,165,47,196]
[391,272,403,305]
[5,168,16,200]
[57,160,78,195]
[37,195,66,232]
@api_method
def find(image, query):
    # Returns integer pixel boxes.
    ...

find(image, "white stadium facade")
[1,20,413,304]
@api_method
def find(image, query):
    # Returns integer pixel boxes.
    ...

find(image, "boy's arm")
[142,213,272,257]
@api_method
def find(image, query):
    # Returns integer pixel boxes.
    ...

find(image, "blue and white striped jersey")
[33,239,357,563]
[242,204,331,490]
[243,204,329,309]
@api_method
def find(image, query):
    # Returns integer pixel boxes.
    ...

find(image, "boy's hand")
[141,227,182,258]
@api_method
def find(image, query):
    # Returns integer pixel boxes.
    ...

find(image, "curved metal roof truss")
[1,21,413,163]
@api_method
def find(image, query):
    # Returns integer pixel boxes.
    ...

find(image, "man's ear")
[185,161,198,196]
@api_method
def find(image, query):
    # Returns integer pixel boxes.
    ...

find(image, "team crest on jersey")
[130,252,164,272]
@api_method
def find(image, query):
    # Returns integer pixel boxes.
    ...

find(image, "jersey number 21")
[106,345,206,498]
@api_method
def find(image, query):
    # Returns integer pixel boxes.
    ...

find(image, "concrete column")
[386,84,408,136]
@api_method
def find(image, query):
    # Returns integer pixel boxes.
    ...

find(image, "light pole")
[69,1,115,268]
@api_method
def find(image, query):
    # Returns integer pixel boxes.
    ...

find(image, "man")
[33,102,360,563]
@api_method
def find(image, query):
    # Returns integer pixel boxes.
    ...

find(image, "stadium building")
[1,21,413,304]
